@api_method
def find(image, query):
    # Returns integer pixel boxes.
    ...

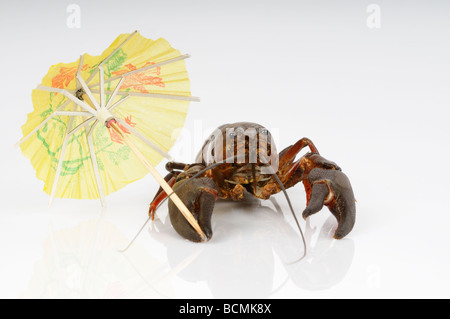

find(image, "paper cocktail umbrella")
[17,31,206,240]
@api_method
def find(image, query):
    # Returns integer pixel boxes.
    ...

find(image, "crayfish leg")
[149,172,178,220]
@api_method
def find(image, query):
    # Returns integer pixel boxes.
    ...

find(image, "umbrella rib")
[68,117,95,135]
[105,77,125,109]
[88,131,106,207]
[15,100,71,147]
[76,55,85,90]
[76,74,100,110]
[36,86,97,116]
[99,31,138,67]
[88,54,191,89]
[99,66,105,108]
[87,120,98,137]
[92,89,200,102]
[49,116,75,205]
[49,117,98,204]
[55,111,93,117]
[85,31,138,85]
[114,116,173,161]
[107,95,129,112]
[86,68,99,86]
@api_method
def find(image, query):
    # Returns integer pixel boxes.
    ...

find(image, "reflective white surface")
[2,194,358,299]
[1,0,450,299]
[2,177,449,299]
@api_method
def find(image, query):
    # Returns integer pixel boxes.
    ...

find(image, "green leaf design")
[104,49,127,76]
[61,157,89,177]
[116,146,131,162]
[36,104,134,180]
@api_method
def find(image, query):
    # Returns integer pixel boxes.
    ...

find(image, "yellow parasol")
[16,31,206,240]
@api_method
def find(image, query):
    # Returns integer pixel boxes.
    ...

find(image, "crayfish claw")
[302,183,328,219]
[304,168,356,239]
[168,177,219,242]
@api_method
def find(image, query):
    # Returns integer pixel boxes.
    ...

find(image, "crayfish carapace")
[149,122,356,243]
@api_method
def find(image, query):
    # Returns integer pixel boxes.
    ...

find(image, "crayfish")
[149,122,356,243]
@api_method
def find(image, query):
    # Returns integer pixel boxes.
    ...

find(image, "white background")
[1,0,449,299]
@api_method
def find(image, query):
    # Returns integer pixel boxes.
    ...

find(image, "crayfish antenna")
[271,172,308,263]
[118,216,152,253]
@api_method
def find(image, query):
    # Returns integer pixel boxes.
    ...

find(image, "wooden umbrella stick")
[109,122,206,241]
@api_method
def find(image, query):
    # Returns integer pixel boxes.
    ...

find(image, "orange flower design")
[52,64,88,89]
[112,62,165,93]
[109,116,137,144]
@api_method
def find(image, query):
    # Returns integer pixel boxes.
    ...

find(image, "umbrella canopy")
[17,31,206,240]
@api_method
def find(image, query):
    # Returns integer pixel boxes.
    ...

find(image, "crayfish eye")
[259,128,269,135]
[229,132,237,139]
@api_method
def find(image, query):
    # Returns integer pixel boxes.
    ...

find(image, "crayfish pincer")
[149,122,356,242]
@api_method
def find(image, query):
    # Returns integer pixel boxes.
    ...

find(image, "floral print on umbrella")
[52,65,88,89]
[112,62,165,93]
[108,115,137,144]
